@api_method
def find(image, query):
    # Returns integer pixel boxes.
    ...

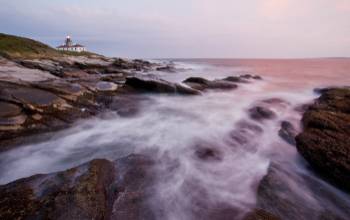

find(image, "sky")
[0,0,349,58]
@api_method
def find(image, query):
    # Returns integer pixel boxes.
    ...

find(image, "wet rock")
[0,154,156,220]
[256,163,350,220]
[108,95,153,117]
[183,77,238,91]
[222,76,249,83]
[227,121,263,152]
[0,159,116,220]
[156,65,177,73]
[240,74,262,80]
[261,98,289,105]
[294,103,311,113]
[244,209,281,220]
[111,154,155,220]
[296,87,350,190]
[125,77,201,95]
[248,106,276,121]
[278,121,297,146]
[195,146,222,161]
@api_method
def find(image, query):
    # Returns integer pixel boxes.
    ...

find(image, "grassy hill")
[0,33,62,59]
[0,33,97,59]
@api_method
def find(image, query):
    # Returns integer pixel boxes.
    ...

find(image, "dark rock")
[156,65,177,73]
[111,154,155,220]
[294,103,311,113]
[296,88,350,190]
[248,106,276,121]
[0,159,116,220]
[227,121,263,152]
[183,77,238,91]
[0,154,156,220]
[256,163,350,220]
[222,76,249,83]
[125,77,201,95]
[0,101,22,118]
[261,98,289,105]
[112,58,152,71]
[194,146,222,161]
[244,209,281,220]
[278,121,297,146]
[240,74,262,80]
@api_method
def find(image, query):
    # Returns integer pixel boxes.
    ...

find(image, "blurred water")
[1,58,350,219]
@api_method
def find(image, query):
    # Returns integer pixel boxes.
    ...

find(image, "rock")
[294,103,311,113]
[96,81,118,92]
[248,106,276,121]
[0,114,27,127]
[0,159,116,220]
[156,65,177,73]
[0,101,22,118]
[194,145,222,161]
[244,209,281,220]
[125,77,201,95]
[296,88,350,190]
[227,121,263,152]
[255,163,350,220]
[240,74,262,80]
[183,77,238,91]
[278,121,297,146]
[108,95,153,117]
[19,60,64,77]
[0,58,57,82]
[110,154,155,220]
[0,154,156,220]
[112,58,152,71]
[0,101,27,130]
[6,87,67,111]
[222,76,249,83]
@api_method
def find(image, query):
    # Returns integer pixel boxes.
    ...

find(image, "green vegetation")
[0,33,98,59]
[0,33,62,59]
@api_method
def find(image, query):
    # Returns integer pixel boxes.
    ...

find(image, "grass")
[0,33,99,59]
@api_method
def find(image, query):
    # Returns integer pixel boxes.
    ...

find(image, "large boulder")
[125,77,201,95]
[0,154,155,220]
[296,88,350,190]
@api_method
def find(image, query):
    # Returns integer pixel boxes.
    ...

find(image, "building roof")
[56,44,85,48]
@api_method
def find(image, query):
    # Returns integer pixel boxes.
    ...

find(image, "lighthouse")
[56,35,86,52]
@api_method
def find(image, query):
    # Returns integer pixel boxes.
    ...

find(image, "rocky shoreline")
[0,52,264,152]
[1,35,349,220]
[296,87,350,191]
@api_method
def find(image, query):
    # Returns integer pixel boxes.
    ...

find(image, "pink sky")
[1,0,349,58]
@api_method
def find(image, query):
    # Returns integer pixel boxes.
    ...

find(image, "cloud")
[0,0,349,58]
[335,0,350,12]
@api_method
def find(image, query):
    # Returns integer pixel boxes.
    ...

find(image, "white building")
[56,36,86,52]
